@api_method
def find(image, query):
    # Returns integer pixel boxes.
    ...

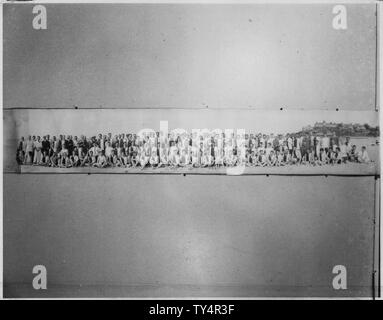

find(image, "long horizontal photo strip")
[4,109,379,175]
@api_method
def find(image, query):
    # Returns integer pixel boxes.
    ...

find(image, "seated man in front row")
[358,146,370,163]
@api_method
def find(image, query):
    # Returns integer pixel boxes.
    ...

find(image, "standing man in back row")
[322,134,330,153]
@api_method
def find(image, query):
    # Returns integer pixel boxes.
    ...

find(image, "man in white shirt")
[89,143,100,157]
[322,135,330,152]
[358,146,370,163]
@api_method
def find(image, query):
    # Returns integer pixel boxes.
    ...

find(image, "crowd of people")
[16,131,372,169]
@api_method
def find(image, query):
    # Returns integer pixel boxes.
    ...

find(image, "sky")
[3,3,377,110]
[5,109,378,138]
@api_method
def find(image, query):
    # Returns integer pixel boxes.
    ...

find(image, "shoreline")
[15,163,379,176]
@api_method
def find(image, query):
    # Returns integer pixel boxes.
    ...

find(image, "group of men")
[16,131,371,169]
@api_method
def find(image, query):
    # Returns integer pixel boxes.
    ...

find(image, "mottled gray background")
[3,3,376,110]
[3,175,376,297]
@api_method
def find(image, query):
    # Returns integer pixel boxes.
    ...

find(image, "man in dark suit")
[41,135,50,155]
[65,136,74,156]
